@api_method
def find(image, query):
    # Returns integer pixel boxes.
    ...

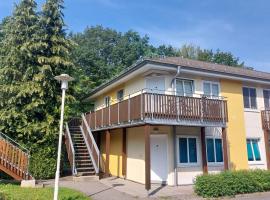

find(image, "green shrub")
[29,147,57,180]
[194,170,270,198]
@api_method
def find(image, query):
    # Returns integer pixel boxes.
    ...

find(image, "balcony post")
[128,94,131,123]
[105,130,110,177]
[122,128,127,178]
[109,102,111,126]
[201,127,208,174]
[118,102,120,125]
[222,128,229,170]
[101,109,103,127]
[95,112,97,130]
[89,111,91,128]
[141,90,143,120]
[145,124,151,191]
[263,129,270,170]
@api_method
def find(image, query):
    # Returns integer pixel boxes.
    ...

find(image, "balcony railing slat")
[262,110,270,130]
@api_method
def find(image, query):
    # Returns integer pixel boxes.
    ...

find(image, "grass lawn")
[0,184,90,200]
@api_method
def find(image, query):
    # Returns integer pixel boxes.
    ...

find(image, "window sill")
[177,163,200,168]
[244,109,260,113]
[208,163,224,167]
[248,161,265,165]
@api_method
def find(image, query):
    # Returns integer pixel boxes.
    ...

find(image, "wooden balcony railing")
[262,110,270,130]
[0,132,31,180]
[86,92,228,130]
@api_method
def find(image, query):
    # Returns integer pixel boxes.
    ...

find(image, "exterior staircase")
[69,125,95,176]
[0,132,32,180]
[65,116,100,178]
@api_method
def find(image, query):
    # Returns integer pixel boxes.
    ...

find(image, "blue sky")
[1,0,270,72]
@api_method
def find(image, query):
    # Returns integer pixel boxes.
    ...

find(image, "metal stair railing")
[81,114,100,174]
[65,123,77,176]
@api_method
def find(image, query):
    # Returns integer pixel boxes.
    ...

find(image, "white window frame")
[202,81,220,98]
[263,89,270,109]
[246,138,263,165]
[104,96,111,107]
[176,135,199,167]
[174,78,194,97]
[243,86,258,110]
[205,136,224,166]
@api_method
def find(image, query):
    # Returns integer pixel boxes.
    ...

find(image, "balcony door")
[145,76,165,115]
[146,76,165,94]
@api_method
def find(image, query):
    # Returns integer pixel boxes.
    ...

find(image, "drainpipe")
[171,67,181,186]
[171,66,182,94]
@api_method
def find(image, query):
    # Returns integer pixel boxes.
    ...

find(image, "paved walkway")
[43,176,270,200]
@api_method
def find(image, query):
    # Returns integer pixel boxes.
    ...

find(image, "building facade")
[66,57,270,190]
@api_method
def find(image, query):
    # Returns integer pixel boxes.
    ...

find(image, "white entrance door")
[150,134,168,183]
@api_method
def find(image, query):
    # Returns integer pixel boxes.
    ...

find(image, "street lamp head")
[54,74,74,90]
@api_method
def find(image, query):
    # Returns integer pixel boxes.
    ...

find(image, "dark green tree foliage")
[0,0,45,146]
[70,26,151,89]
[0,0,75,149]
[179,44,244,67]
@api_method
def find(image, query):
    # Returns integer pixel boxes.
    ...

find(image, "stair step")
[77,167,95,171]
[76,159,92,162]
[77,172,96,176]
[76,163,93,167]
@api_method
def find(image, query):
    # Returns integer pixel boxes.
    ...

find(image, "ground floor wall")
[244,111,268,170]
[99,124,239,186]
[100,129,124,178]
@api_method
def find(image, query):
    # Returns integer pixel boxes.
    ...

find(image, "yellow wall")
[100,129,123,177]
[221,79,248,170]
[95,76,145,109]
[126,126,145,184]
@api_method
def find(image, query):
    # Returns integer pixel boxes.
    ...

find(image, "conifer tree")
[0,0,44,146]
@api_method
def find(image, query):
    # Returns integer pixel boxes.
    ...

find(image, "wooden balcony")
[85,92,228,131]
[262,110,270,130]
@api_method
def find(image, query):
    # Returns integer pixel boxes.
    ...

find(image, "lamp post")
[53,74,74,200]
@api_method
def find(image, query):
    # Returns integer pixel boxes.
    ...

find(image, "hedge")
[29,147,57,180]
[194,170,270,198]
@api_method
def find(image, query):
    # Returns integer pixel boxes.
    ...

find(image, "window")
[263,90,270,109]
[243,87,257,109]
[246,139,261,162]
[203,81,220,97]
[206,138,223,163]
[178,137,198,164]
[117,89,124,101]
[175,79,194,96]
[104,96,111,107]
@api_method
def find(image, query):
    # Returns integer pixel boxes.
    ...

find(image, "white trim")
[243,87,258,110]
[104,96,111,107]
[246,138,263,165]
[174,78,195,97]
[205,136,224,166]
[176,135,200,167]
[180,68,270,85]
[202,80,221,98]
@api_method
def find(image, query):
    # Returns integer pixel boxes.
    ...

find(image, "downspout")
[171,66,182,93]
[171,66,181,186]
